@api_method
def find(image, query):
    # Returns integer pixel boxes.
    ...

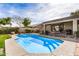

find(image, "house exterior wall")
[45,25,51,32]
[64,21,73,30]
[44,21,73,32]
[73,19,78,34]
[34,25,43,30]
[18,27,26,33]
[39,25,44,31]
[39,18,79,35]
[42,21,73,33]
[77,20,79,31]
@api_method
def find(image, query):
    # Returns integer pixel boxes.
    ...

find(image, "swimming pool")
[15,34,64,54]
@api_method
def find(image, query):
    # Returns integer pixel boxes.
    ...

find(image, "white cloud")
[36,3,79,22]
[1,3,79,26]
[24,3,79,25]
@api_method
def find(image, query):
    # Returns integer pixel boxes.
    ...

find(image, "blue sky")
[0,3,79,26]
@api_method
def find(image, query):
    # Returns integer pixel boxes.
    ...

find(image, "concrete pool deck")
[5,37,53,56]
[5,36,79,56]
[74,39,79,56]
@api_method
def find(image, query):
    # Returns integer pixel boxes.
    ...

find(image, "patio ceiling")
[44,19,73,25]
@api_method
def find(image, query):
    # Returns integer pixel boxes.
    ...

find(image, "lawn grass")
[0,34,11,56]
[0,34,11,48]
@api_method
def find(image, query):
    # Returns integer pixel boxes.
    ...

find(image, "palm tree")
[22,18,31,27]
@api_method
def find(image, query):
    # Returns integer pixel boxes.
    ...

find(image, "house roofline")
[42,16,79,24]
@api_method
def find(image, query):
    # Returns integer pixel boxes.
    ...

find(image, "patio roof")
[42,16,79,24]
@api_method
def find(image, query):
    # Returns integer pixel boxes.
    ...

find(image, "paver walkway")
[75,39,79,56]
[5,38,76,56]
[0,48,4,55]
[5,34,77,56]
[5,38,52,56]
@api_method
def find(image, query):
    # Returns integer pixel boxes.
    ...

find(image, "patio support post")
[51,24,52,31]
[73,19,77,35]
[43,24,46,34]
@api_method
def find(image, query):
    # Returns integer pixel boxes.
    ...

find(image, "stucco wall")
[38,25,44,31]
[44,22,73,32]
[45,25,51,31]
[77,24,79,31]
[64,22,73,30]
[45,22,73,31]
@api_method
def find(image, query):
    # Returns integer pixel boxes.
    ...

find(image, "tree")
[0,17,11,27]
[0,19,3,27]
[5,17,12,27]
[12,16,23,27]
[22,18,31,27]
[5,17,11,24]
[2,18,7,25]
[70,10,79,17]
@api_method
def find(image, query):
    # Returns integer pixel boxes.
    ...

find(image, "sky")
[0,3,79,26]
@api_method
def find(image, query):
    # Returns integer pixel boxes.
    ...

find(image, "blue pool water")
[15,34,64,53]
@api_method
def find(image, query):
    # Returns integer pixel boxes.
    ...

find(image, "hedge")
[0,27,19,34]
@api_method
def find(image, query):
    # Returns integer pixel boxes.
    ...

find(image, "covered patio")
[41,17,79,37]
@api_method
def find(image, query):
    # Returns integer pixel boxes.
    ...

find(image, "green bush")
[34,30,40,33]
[76,31,79,37]
[25,28,40,33]
[0,27,19,34]
[25,29,32,33]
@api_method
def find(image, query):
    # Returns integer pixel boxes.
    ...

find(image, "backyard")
[0,3,79,56]
[0,34,11,56]
[0,16,31,56]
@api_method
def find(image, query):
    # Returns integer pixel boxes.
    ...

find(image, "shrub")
[34,30,40,33]
[25,28,40,33]
[0,27,19,34]
[76,31,79,37]
[25,29,32,33]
